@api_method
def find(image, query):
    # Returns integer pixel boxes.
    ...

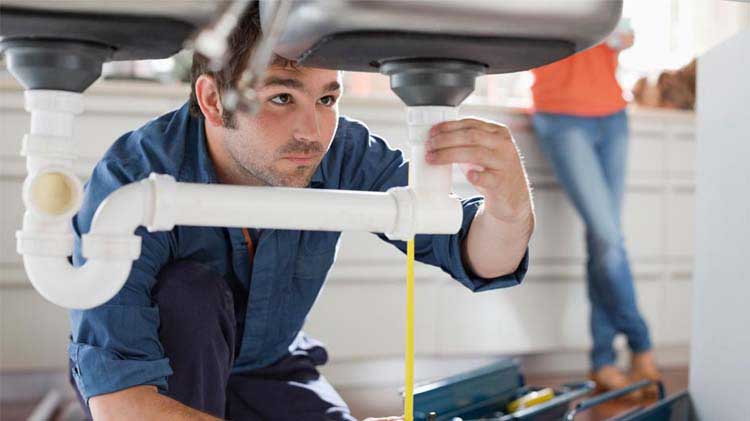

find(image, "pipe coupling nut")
[16,230,74,257]
[406,106,458,127]
[147,173,177,232]
[385,186,416,241]
[24,90,84,115]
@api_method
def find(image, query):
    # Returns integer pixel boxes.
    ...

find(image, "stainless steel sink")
[0,0,226,61]
[264,0,623,74]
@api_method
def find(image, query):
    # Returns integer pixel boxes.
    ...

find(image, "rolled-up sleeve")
[415,196,529,291]
[339,119,529,291]
[69,158,173,402]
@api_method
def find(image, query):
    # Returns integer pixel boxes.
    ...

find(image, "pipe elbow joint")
[23,256,134,309]
[82,173,177,261]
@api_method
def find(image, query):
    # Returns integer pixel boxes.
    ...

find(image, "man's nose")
[293,106,321,143]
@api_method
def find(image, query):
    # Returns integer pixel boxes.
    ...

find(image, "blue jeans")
[532,110,652,370]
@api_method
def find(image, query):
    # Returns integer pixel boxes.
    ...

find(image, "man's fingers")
[426,127,508,151]
[430,118,506,136]
[425,145,504,168]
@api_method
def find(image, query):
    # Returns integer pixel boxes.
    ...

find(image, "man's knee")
[153,260,236,348]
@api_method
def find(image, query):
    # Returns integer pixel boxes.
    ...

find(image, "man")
[531,23,661,395]
[69,4,533,420]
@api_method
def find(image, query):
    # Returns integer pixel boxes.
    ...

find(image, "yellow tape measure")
[404,238,416,421]
[507,387,555,413]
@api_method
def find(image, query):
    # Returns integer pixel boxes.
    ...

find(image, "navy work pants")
[71,260,354,420]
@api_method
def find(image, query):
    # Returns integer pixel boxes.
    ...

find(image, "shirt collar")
[309,163,325,188]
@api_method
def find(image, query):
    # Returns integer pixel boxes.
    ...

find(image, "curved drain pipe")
[16,90,462,309]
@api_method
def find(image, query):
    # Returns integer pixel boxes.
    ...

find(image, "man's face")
[222,65,342,187]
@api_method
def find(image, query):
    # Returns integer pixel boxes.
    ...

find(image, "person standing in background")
[530,22,662,394]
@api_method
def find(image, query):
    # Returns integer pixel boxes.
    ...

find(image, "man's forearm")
[90,385,220,421]
[462,203,534,279]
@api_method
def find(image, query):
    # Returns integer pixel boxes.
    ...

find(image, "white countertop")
[0,74,695,123]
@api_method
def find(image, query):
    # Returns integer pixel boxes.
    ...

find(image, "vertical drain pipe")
[381,59,486,420]
[16,90,148,309]
[406,106,463,236]
[406,106,457,196]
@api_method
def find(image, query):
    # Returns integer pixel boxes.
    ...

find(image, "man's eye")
[319,95,337,106]
[270,94,292,105]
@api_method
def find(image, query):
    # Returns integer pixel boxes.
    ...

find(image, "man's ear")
[195,75,224,127]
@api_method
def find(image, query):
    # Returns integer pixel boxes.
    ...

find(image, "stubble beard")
[226,139,322,188]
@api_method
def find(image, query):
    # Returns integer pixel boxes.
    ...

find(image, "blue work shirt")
[68,102,529,402]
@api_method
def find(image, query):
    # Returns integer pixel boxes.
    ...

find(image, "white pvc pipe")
[30,111,74,138]
[406,106,458,197]
[89,180,153,236]
[19,167,454,309]
[21,179,151,309]
[402,106,463,238]
[25,90,82,139]
[17,93,465,309]
[23,256,134,310]
[167,182,399,233]
[146,173,461,239]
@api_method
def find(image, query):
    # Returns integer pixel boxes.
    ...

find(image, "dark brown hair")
[188,2,294,124]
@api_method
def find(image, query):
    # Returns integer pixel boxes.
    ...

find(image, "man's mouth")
[283,154,318,165]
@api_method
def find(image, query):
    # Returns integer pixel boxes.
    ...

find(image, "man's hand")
[425,118,532,223]
[425,117,533,278]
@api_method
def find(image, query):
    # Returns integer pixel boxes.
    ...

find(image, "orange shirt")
[531,44,626,116]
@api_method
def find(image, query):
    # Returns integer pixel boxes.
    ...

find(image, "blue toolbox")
[412,359,695,421]
[412,359,594,420]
